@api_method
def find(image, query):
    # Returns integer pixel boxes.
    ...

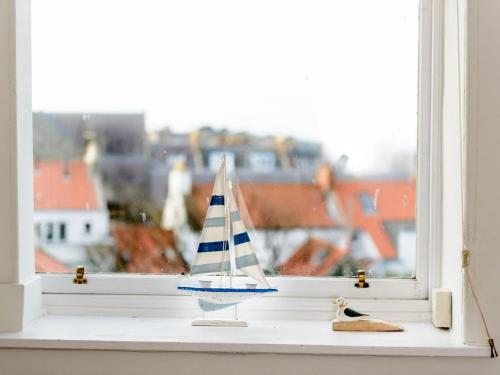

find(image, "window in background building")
[208,151,235,173]
[35,223,41,239]
[59,223,66,242]
[31,0,419,278]
[248,152,277,173]
[359,192,378,215]
[46,223,53,242]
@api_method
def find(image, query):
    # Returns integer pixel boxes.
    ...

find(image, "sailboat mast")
[228,205,233,287]
[225,164,237,284]
[218,155,236,287]
[218,156,229,285]
[228,185,237,278]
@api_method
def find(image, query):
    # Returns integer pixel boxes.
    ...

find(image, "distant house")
[33,112,148,204]
[33,161,112,270]
[113,224,187,274]
[190,182,336,229]
[164,161,416,277]
[150,126,322,172]
[148,126,324,209]
[280,238,348,276]
[335,180,416,276]
[182,180,350,272]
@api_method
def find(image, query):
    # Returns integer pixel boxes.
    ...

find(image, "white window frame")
[36,0,442,302]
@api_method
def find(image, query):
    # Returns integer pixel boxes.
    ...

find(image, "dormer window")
[359,192,377,215]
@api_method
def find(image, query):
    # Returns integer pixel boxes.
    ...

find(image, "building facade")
[33,161,112,270]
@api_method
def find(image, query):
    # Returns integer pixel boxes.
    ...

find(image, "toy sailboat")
[177,157,277,326]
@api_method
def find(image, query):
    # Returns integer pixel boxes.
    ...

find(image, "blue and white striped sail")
[228,187,271,288]
[190,161,231,275]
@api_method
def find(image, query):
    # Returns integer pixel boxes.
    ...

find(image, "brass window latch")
[354,269,369,288]
[73,265,88,284]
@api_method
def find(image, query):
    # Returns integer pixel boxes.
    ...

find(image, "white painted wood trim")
[42,294,431,322]
[41,273,427,299]
[415,0,444,300]
[0,316,489,357]
[0,0,42,332]
[439,0,467,340]
[427,0,444,294]
[462,0,480,347]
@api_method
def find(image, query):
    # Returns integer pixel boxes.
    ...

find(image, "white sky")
[31,0,418,175]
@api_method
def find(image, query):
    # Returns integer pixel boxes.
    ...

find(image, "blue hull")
[177,286,277,293]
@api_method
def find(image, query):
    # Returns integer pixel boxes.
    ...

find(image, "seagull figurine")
[335,297,368,321]
[332,297,404,332]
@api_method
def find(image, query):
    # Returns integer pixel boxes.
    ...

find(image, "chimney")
[315,162,335,194]
[315,162,345,226]
[275,137,292,169]
[84,129,98,166]
[189,130,203,169]
[162,157,191,231]
[168,157,192,196]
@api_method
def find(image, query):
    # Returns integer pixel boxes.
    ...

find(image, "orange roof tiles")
[112,224,187,274]
[191,183,336,229]
[280,238,348,276]
[335,180,416,259]
[35,248,70,273]
[34,161,99,210]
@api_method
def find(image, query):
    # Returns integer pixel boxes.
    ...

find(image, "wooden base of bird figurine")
[332,319,403,332]
[332,297,404,332]
[192,318,248,327]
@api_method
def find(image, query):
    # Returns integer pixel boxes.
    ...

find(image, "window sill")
[0,315,489,357]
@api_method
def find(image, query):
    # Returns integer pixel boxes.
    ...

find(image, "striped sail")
[190,162,230,275]
[228,188,271,288]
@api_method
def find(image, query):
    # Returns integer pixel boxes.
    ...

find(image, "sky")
[31,0,419,175]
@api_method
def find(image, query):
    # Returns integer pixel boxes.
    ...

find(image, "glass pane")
[32,0,418,278]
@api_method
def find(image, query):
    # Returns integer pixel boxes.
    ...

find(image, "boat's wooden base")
[332,319,404,332]
[192,319,248,327]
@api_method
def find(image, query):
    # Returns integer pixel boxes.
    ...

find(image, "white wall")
[34,210,109,246]
[463,0,500,347]
[1,349,500,375]
[397,230,416,270]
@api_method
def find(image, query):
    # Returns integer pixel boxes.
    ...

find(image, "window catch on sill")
[354,269,369,288]
[73,266,88,284]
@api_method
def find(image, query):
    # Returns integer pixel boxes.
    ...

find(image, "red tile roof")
[280,238,348,276]
[335,180,416,259]
[34,161,99,210]
[112,224,187,274]
[191,183,336,229]
[35,248,70,273]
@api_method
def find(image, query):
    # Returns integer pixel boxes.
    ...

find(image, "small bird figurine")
[335,297,368,321]
[332,297,404,332]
